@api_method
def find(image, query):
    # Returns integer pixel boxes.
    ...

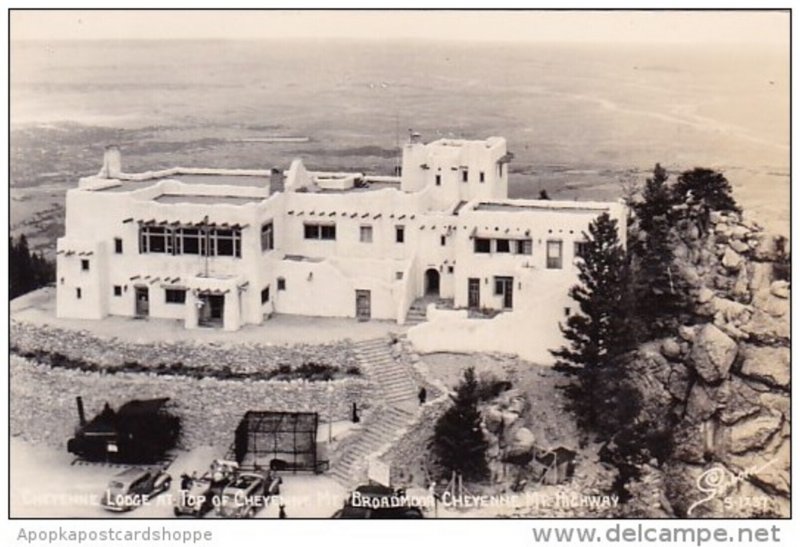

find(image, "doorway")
[495,276,514,309]
[355,290,371,321]
[199,294,224,327]
[424,268,440,296]
[468,278,480,309]
[135,287,149,317]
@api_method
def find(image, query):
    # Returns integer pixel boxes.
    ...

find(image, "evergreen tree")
[632,165,692,338]
[9,234,55,299]
[550,213,634,429]
[432,367,489,481]
[673,168,739,229]
[634,163,673,235]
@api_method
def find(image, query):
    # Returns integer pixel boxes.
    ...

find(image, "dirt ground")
[12,287,406,345]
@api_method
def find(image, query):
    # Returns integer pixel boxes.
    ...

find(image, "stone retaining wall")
[10,321,360,379]
[11,356,370,451]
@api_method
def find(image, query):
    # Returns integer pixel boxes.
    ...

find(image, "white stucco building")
[56,135,625,359]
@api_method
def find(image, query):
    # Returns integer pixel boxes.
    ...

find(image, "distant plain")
[10,39,789,255]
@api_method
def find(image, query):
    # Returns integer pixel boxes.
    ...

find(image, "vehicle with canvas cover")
[100,467,172,512]
[67,396,180,464]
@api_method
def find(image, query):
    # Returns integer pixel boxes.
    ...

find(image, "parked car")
[216,471,281,518]
[100,467,171,512]
[173,459,239,517]
[332,484,424,519]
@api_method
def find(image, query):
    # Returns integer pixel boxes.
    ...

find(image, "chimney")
[409,130,422,145]
[98,145,122,179]
[76,396,86,426]
[270,167,285,194]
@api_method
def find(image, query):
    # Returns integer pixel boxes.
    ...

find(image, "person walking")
[418,387,427,405]
[278,504,287,519]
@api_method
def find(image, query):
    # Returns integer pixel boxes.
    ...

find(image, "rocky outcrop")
[625,209,789,517]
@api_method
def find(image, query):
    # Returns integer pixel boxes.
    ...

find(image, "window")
[448,265,454,274]
[395,226,405,243]
[479,171,485,183]
[517,239,533,255]
[179,228,202,255]
[261,222,274,251]
[277,277,286,291]
[494,276,513,296]
[113,285,122,297]
[165,289,186,304]
[81,259,90,271]
[564,307,571,317]
[440,235,446,246]
[140,225,241,257]
[435,174,441,186]
[140,226,168,253]
[261,286,270,304]
[114,238,123,254]
[462,170,468,183]
[360,225,373,243]
[547,240,563,269]
[76,288,82,299]
[304,223,336,241]
[574,241,590,259]
[496,239,511,253]
[499,163,504,177]
[213,229,238,256]
[474,238,491,253]
[395,271,404,280]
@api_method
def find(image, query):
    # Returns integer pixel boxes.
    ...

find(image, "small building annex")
[56,135,626,344]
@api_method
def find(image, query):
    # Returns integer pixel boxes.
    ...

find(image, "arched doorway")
[424,268,440,296]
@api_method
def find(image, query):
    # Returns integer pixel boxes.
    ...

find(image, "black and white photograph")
[5,6,791,529]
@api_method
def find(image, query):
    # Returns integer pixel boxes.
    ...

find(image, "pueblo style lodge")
[56,134,625,358]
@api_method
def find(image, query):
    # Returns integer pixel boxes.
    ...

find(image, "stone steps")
[330,338,421,487]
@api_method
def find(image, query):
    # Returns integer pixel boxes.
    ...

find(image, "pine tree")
[551,213,634,430]
[9,234,55,299]
[635,163,673,235]
[673,168,739,230]
[432,367,489,481]
[632,165,692,338]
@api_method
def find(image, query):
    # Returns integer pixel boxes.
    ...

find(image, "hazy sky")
[10,9,789,45]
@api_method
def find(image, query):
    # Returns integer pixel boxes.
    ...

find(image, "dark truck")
[67,396,180,464]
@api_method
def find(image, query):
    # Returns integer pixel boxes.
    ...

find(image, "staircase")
[329,338,420,486]
[404,298,429,325]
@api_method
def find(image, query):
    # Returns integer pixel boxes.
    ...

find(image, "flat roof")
[474,202,611,214]
[318,181,400,194]
[92,173,270,193]
[152,193,266,205]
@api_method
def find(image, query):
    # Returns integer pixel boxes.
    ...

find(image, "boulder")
[696,287,715,305]
[689,324,738,383]
[678,325,697,342]
[730,225,750,240]
[729,239,750,254]
[721,248,743,271]
[739,309,789,344]
[770,281,789,299]
[513,427,536,450]
[726,411,782,454]
[685,383,720,423]
[660,338,682,360]
[710,297,752,325]
[739,345,790,389]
